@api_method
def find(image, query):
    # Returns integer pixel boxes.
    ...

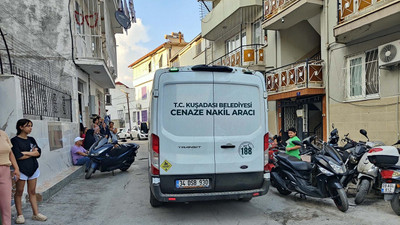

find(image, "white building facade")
[0,0,123,187]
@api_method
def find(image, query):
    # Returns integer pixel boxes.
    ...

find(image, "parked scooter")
[270,136,349,212]
[354,130,385,204]
[85,137,139,179]
[367,141,400,216]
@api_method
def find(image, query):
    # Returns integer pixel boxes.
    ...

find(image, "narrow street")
[13,140,398,225]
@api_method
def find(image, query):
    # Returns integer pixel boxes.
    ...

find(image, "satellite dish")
[115,10,131,29]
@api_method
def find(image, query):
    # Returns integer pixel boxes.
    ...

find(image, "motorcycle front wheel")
[390,193,400,216]
[85,167,95,179]
[332,188,349,212]
[355,179,370,205]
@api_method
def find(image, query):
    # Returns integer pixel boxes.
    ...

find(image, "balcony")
[266,58,324,100]
[262,0,323,30]
[334,0,400,43]
[208,44,265,69]
[201,0,263,41]
[73,0,117,88]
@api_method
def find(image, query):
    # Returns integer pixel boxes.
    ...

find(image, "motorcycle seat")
[277,153,312,171]
[109,145,131,157]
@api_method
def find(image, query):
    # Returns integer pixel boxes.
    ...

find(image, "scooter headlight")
[319,167,334,176]
[349,155,358,164]
[329,161,345,174]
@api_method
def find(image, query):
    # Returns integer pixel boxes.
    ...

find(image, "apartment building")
[201,0,400,144]
[128,32,187,124]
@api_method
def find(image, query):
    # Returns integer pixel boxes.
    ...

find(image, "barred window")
[346,49,379,99]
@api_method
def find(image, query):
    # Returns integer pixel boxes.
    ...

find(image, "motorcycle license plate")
[176,179,210,189]
[381,183,395,193]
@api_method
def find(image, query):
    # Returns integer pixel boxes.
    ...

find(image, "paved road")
[13,140,399,225]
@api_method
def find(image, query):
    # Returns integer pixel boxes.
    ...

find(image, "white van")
[148,65,270,207]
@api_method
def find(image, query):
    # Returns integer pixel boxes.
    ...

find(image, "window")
[253,21,262,45]
[148,61,152,72]
[117,110,124,120]
[75,1,84,35]
[158,55,163,68]
[141,86,147,100]
[347,49,379,99]
[105,94,111,105]
[225,31,246,53]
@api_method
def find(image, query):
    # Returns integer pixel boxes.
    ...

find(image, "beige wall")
[267,101,278,136]
[329,96,400,145]
[279,20,320,65]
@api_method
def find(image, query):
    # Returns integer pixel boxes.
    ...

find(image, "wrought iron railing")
[208,44,264,67]
[266,56,324,93]
[12,66,72,120]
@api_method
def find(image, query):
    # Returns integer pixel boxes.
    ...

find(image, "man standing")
[71,137,90,169]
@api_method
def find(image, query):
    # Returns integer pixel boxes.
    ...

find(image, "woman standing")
[0,129,20,225]
[11,119,47,223]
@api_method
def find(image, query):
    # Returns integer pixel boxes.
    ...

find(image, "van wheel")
[150,189,162,207]
[240,197,252,202]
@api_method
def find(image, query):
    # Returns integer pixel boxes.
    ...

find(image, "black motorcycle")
[85,137,139,179]
[270,136,349,212]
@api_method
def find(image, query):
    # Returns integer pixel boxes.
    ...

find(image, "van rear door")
[213,72,266,191]
[157,70,215,192]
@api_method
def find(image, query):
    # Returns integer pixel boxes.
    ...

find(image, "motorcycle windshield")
[324,144,343,164]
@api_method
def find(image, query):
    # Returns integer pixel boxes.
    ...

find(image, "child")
[285,127,301,160]
[11,119,47,223]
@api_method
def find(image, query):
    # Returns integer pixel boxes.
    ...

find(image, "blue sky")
[115,0,202,87]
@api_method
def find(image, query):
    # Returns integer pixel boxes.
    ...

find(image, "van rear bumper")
[150,178,270,202]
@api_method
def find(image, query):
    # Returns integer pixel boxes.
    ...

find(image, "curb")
[37,166,84,201]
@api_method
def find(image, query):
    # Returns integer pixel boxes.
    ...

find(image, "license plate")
[176,179,210,189]
[381,183,396,193]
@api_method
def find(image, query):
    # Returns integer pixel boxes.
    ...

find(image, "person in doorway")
[0,129,20,225]
[70,137,90,169]
[11,119,47,223]
[285,127,301,160]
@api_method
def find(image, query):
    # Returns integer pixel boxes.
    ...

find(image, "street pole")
[125,92,132,133]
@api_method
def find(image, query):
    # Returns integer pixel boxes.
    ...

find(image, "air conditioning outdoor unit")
[136,103,142,110]
[378,40,400,67]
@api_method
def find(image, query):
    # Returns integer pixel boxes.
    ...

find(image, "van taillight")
[152,134,159,153]
[151,134,160,175]
[264,133,269,151]
[264,133,269,172]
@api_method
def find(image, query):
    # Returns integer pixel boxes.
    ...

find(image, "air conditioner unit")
[378,40,400,67]
[136,103,142,110]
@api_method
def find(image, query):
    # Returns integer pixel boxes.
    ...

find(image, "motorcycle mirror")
[330,128,338,136]
[292,140,302,146]
[394,140,400,145]
[359,129,369,141]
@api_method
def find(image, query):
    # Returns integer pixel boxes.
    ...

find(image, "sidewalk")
[11,166,84,214]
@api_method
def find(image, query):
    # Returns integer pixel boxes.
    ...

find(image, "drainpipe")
[325,0,331,141]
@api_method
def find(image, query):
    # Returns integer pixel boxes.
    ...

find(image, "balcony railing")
[266,58,323,93]
[264,0,297,19]
[338,0,395,23]
[208,44,264,67]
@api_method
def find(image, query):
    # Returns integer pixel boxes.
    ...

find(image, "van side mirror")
[292,140,302,146]
[360,129,369,141]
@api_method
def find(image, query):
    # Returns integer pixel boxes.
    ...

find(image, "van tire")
[150,189,162,207]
